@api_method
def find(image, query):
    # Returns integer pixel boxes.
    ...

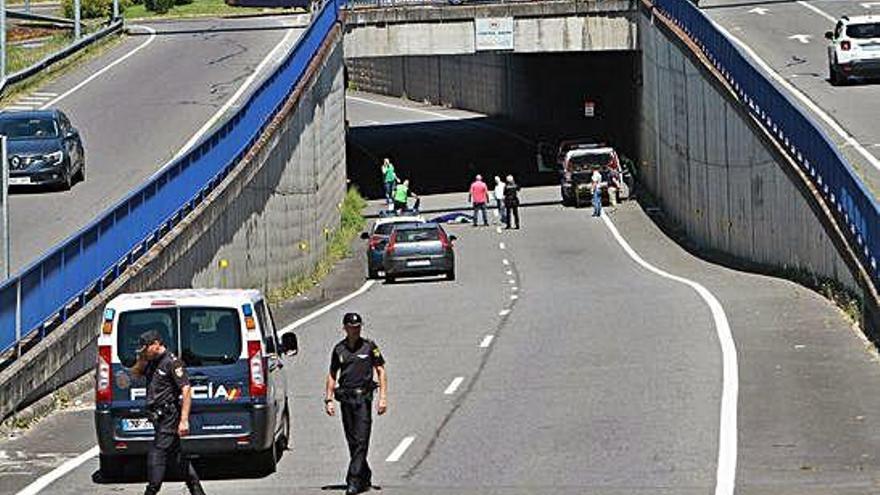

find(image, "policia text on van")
[95,290,299,478]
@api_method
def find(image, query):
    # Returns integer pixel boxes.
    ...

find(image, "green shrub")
[62,0,126,19]
[143,0,173,13]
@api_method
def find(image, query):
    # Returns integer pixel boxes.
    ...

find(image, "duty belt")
[335,386,374,404]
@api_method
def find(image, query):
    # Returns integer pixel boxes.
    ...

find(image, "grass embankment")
[268,187,368,303]
[126,0,297,20]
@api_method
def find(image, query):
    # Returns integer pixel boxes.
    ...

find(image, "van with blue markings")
[94,289,298,478]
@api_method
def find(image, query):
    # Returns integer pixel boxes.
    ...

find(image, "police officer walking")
[131,330,206,495]
[325,313,387,495]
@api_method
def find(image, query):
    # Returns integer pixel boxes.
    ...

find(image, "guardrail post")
[112,0,119,20]
[1,0,6,81]
[1,136,8,281]
[14,278,21,358]
[74,0,81,39]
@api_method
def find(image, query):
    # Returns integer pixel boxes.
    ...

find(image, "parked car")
[826,15,880,85]
[95,289,298,479]
[558,142,628,207]
[383,223,456,283]
[360,215,426,279]
[0,109,85,190]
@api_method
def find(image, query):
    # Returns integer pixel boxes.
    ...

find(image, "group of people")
[381,158,419,214]
[469,174,521,229]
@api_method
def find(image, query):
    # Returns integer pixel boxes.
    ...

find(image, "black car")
[0,109,85,190]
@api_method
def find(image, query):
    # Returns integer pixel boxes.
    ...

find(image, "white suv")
[825,15,880,85]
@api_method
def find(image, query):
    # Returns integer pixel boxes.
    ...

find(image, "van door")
[178,307,252,440]
[255,301,285,434]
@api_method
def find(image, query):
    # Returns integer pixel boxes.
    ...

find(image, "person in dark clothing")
[325,313,388,495]
[131,330,204,495]
[503,175,521,229]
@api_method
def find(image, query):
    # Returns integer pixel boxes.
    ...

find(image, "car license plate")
[8,177,30,186]
[121,418,154,432]
[406,260,431,267]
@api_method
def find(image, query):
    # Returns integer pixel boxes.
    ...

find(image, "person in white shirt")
[591,167,605,217]
[493,176,506,225]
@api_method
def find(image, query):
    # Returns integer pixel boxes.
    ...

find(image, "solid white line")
[15,446,98,495]
[711,17,880,172]
[498,309,510,316]
[41,26,158,110]
[172,27,299,160]
[444,376,464,395]
[479,335,494,348]
[16,280,377,494]
[385,436,415,463]
[796,0,836,22]
[280,280,376,334]
[599,215,738,495]
[499,242,506,250]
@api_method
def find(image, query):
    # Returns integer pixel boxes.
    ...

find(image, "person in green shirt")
[381,158,398,205]
[393,180,417,214]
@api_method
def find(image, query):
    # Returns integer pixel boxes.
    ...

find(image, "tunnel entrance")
[345,50,640,199]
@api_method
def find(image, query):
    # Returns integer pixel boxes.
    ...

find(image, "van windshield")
[569,152,613,172]
[116,307,242,368]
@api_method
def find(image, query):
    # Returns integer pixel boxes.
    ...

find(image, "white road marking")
[495,226,502,234]
[711,17,880,172]
[510,295,518,300]
[41,26,158,110]
[444,376,464,395]
[505,270,513,275]
[508,279,515,284]
[14,446,99,495]
[863,1,880,7]
[479,335,495,348]
[385,436,415,462]
[599,215,738,495]
[512,286,518,291]
[502,259,509,265]
[3,106,34,111]
[172,26,300,160]
[18,96,50,102]
[748,6,769,14]
[788,34,812,44]
[499,309,511,316]
[17,279,377,494]
[796,0,836,21]
[30,92,57,98]
[499,242,506,250]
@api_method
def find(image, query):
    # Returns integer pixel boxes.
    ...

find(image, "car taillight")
[439,230,451,250]
[96,345,112,404]
[385,233,397,255]
[841,40,851,51]
[248,340,266,397]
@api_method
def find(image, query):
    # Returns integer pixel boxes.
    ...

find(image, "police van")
[94,289,298,478]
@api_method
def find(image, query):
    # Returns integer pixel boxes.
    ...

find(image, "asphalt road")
[700,0,880,196]
[3,94,880,495]
[4,15,306,272]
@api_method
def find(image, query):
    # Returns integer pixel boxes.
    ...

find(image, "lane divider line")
[511,286,518,292]
[600,215,738,495]
[498,309,511,316]
[443,377,464,395]
[510,295,518,300]
[499,242,506,250]
[15,279,377,494]
[505,270,513,276]
[479,335,494,348]
[495,226,502,234]
[508,279,515,284]
[386,436,415,463]
[41,26,158,110]
[502,259,509,265]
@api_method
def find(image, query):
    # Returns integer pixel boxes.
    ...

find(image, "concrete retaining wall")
[0,28,347,420]
[638,9,859,292]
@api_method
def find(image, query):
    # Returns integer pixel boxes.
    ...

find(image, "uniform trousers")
[340,398,373,489]
[145,430,203,495]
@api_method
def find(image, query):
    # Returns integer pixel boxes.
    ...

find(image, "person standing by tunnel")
[381,158,398,206]
[131,330,205,495]
[504,175,521,229]
[325,313,388,495]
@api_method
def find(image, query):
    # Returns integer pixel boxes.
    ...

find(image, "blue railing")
[651,0,879,286]
[0,0,341,355]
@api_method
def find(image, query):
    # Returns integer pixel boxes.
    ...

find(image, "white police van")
[94,289,298,478]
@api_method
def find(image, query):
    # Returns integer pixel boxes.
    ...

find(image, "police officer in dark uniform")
[131,330,206,495]
[324,313,387,495]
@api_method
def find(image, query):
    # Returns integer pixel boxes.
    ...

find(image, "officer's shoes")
[345,486,360,495]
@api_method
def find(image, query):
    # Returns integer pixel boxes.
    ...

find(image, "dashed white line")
[502,259,509,265]
[505,270,513,275]
[499,309,511,316]
[499,242,506,250]
[479,335,495,348]
[444,376,464,395]
[510,295,518,300]
[511,286,519,291]
[385,436,415,463]
[508,279,515,284]
[600,215,738,495]
[495,226,503,234]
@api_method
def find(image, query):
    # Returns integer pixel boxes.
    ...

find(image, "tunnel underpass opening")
[345,50,640,199]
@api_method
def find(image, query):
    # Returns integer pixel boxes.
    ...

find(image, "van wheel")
[278,404,291,451]
[99,454,126,481]
[254,442,278,476]
[445,270,455,281]
[385,276,395,284]
[830,64,843,86]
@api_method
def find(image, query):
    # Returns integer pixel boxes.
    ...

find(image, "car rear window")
[569,152,614,171]
[0,117,59,140]
[116,307,242,368]
[847,23,880,39]
[375,221,421,235]
[396,228,441,243]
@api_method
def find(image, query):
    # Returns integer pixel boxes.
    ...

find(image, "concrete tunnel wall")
[0,29,347,420]
[638,9,859,294]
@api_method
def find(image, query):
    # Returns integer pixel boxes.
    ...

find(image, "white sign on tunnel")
[475,17,514,51]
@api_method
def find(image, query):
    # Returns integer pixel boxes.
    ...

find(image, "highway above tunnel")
[4,15,307,272]
[701,0,880,196]
[5,93,880,495]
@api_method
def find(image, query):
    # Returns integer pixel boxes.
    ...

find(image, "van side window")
[255,301,277,354]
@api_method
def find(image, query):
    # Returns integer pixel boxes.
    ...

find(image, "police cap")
[342,312,362,327]
[137,330,164,348]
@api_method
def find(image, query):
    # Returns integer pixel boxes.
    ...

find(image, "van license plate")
[407,260,431,267]
[121,418,154,432]
[8,177,30,186]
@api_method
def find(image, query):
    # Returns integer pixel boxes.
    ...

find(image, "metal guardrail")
[0,0,341,357]
[7,9,75,25]
[0,18,123,95]
[649,0,879,287]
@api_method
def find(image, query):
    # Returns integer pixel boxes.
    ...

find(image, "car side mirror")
[280,332,298,356]
[360,232,370,240]
[825,31,833,40]
[449,235,457,242]
[65,129,78,139]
